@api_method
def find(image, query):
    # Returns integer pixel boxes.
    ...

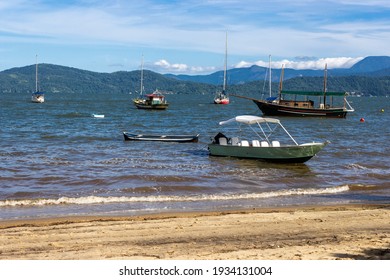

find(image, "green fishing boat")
[208,115,328,163]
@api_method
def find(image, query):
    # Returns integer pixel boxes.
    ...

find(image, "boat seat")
[219,137,227,146]
[252,140,260,147]
[272,141,280,147]
[230,137,240,146]
[261,141,269,147]
[240,140,249,147]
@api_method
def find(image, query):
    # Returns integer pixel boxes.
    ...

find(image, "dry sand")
[0,204,389,260]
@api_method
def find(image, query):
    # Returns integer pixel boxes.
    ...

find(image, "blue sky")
[0,0,389,74]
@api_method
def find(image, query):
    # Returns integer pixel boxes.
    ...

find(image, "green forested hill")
[1,63,389,96]
[0,64,217,95]
[229,76,390,97]
[283,76,390,96]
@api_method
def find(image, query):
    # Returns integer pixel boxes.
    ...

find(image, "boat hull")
[133,99,169,110]
[134,103,168,110]
[124,132,199,143]
[31,94,44,103]
[133,92,169,110]
[208,142,326,163]
[253,100,347,118]
[214,98,229,105]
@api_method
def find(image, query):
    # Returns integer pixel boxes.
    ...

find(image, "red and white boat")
[214,91,229,104]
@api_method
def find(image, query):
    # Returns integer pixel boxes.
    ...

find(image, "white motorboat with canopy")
[208,115,328,163]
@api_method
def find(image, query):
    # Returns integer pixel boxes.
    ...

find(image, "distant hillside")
[0,64,216,95]
[167,65,328,85]
[228,75,390,98]
[349,56,390,73]
[167,56,390,85]
[0,63,389,96]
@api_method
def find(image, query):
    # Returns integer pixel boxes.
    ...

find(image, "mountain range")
[166,56,390,85]
[1,56,389,96]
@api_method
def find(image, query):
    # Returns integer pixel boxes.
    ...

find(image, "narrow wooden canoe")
[123,132,199,143]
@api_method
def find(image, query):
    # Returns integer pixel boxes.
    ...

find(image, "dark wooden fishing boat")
[233,63,354,118]
[251,92,352,118]
[123,132,199,143]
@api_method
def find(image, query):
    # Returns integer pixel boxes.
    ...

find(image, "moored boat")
[233,62,354,118]
[133,55,169,110]
[214,91,229,105]
[31,55,45,103]
[123,132,199,143]
[208,115,328,163]
[134,90,169,110]
[251,91,352,117]
[31,92,44,103]
[213,32,230,105]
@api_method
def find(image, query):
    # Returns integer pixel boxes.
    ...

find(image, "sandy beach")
[0,204,389,260]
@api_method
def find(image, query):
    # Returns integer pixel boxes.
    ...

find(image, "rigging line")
[261,67,268,98]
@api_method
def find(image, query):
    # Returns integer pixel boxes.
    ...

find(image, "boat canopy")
[146,93,164,97]
[281,90,346,96]
[219,115,281,126]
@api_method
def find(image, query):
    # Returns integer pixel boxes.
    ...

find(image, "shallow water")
[1,91,389,220]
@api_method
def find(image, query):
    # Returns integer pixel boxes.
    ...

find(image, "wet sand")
[0,204,389,260]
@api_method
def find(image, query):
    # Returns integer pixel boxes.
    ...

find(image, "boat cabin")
[278,99,314,108]
[146,93,166,105]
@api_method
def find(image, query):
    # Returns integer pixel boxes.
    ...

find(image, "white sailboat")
[214,32,229,105]
[31,55,44,103]
[133,55,145,106]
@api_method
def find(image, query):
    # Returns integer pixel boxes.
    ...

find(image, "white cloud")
[235,57,365,70]
[150,56,365,74]
[152,59,217,74]
[0,0,389,73]
[154,59,188,72]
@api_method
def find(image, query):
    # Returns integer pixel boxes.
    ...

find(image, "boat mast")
[323,63,327,107]
[269,55,272,97]
[278,64,284,100]
[140,54,144,96]
[223,31,227,93]
[35,54,38,92]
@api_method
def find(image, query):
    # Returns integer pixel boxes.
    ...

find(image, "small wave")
[57,112,84,118]
[0,185,350,207]
[347,163,367,170]
[347,184,387,191]
[232,185,350,200]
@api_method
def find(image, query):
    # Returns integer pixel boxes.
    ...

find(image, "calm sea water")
[0,91,389,220]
